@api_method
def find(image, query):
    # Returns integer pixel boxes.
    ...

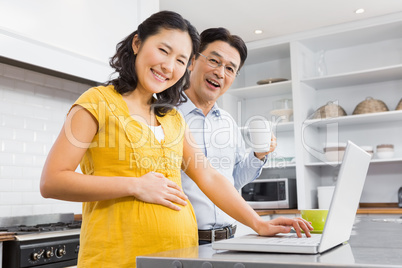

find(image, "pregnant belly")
[80,198,198,266]
[83,197,197,243]
[134,200,197,238]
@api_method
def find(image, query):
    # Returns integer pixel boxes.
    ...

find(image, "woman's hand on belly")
[129,171,188,211]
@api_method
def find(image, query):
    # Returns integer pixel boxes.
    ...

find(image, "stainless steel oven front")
[1,213,80,268]
[3,230,80,268]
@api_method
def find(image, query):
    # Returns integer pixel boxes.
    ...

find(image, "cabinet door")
[0,0,158,82]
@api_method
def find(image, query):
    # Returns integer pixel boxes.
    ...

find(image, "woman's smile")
[151,69,169,82]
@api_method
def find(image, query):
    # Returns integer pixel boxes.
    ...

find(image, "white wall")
[0,1,159,217]
[0,63,89,217]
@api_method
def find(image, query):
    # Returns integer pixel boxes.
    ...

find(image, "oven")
[1,213,80,268]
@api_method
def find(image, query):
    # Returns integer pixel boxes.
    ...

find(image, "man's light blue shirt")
[179,95,267,230]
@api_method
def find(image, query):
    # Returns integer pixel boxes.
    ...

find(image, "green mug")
[300,209,329,233]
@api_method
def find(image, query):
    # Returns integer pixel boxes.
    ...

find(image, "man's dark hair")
[197,27,247,70]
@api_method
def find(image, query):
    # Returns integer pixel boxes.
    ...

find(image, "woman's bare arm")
[40,105,187,210]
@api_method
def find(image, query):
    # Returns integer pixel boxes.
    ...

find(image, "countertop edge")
[255,207,402,216]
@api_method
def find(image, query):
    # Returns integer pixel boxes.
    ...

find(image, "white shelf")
[299,19,402,52]
[371,158,402,164]
[305,157,402,167]
[263,162,296,169]
[303,110,402,129]
[273,122,294,132]
[228,81,292,99]
[246,42,290,65]
[301,64,402,90]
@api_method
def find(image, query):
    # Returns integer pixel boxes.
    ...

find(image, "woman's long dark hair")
[107,11,200,117]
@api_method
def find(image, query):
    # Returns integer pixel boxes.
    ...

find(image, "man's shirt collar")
[180,92,221,118]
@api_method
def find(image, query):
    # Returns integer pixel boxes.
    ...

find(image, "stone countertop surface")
[255,203,402,216]
[137,214,402,268]
[256,208,402,216]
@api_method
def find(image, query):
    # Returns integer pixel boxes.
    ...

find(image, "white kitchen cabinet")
[0,0,158,83]
[221,12,402,209]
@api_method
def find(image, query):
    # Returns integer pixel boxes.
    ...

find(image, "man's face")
[188,41,241,104]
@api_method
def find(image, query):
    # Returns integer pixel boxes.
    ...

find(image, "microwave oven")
[241,178,297,209]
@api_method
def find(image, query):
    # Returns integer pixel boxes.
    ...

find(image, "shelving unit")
[273,122,294,132]
[221,12,402,209]
[228,81,292,98]
[264,162,296,169]
[305,158,402,167]
[301,64,402,90]
[303,110,402,128]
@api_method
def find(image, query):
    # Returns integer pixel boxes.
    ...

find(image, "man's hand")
[254,134,277,160]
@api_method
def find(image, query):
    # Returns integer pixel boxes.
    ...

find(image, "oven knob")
[31,249,44,261]
[31,253,39,261]
[56,246,66,257]
[45,249,54,258]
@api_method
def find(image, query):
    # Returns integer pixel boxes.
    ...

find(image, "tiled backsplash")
[0,63,93,217]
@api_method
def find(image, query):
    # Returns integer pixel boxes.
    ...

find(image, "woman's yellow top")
[73,85,198,267]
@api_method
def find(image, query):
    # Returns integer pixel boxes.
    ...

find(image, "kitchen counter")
[0,232,15,242]
[137,214,402,268]
[255,203,402,216]
[256,208,402,216]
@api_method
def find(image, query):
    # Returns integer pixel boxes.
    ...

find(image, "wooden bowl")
[353,97,389,115]
[396,98,402,110]
[313,102,347,119]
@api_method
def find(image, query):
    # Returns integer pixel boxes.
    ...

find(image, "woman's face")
[132,28,192,95]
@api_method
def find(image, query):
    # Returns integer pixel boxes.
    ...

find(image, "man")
[179,28,276,245]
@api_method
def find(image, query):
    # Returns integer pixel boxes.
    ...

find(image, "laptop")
[212,141,371,254]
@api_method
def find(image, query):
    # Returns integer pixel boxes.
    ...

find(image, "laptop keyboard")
[264,234,321,245]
